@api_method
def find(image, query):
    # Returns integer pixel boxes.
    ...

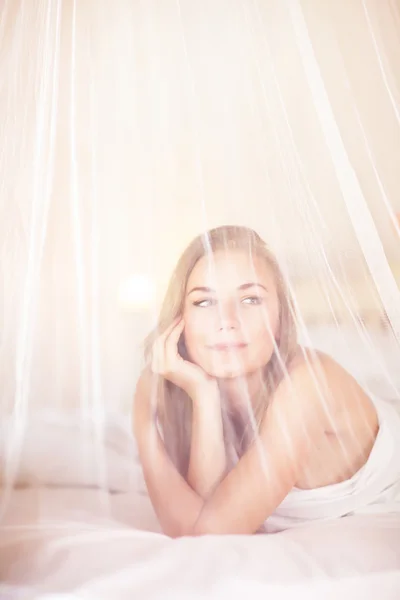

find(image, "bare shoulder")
[281,347,378,431]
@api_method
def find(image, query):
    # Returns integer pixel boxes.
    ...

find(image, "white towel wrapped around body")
[265,397,400,533]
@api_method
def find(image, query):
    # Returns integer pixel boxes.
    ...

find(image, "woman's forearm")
[136,413,204,537]
[187,383,227,498]
[133,374,225,536]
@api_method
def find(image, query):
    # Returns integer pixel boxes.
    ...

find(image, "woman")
[133,225,400,537]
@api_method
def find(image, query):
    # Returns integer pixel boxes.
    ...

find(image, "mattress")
[1,369,400,599]
[1,485,400,599]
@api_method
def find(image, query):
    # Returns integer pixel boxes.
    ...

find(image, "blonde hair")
[144,225,297,475]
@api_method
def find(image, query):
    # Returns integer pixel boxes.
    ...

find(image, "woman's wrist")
[190,379,220,409]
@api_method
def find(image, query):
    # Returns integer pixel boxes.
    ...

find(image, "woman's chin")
[204,362,249,380]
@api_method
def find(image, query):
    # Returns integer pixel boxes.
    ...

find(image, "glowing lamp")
[118,274,155,311]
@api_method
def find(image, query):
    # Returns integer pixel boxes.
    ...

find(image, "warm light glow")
[118,274,155,311]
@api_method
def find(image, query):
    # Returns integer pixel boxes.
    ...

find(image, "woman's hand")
[151,318,216,399]
[151,318,226,499]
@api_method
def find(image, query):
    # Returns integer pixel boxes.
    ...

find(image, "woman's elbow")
[160,518,199,539]
[162,512,258,537]
[190,513,231,536]
[191,513,262,536]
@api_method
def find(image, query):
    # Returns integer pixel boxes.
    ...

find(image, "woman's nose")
[217,302,240,330]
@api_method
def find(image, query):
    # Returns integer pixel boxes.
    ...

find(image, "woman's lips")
[208,343,248,351]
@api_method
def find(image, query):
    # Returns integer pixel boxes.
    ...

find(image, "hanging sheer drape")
[1,0,400,490]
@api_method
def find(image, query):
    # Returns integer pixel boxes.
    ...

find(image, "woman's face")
[182,249,280,379]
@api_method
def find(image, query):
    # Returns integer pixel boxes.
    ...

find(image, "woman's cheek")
[184,311,209,349]
[188,307,214,332]
[256,304,279,335]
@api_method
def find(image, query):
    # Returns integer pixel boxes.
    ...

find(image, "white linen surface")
[1,366,400,599]
[0,413,143,493]
[1,485,400,598]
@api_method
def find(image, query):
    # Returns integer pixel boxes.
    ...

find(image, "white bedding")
[1,486,400,599]
[1,403,400,599]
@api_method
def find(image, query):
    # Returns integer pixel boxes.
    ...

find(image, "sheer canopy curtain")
[0,0,399,435]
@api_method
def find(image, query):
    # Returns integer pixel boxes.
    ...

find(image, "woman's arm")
[133,372,204,537]
[190,355,339,535]
[191,370,320,535]
[134,357,332,537]
[133,375,226,535]
[187,382,227,498]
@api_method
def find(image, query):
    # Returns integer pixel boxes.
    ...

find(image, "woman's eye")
[242,296,262,305]
[193,297,262,308]
[193,298,215,308]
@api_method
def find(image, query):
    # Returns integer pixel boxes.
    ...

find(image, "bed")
[1,409,400,600]
[2,485,400,599]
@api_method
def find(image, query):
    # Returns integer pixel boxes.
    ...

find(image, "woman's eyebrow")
[238,282,268,292]
[187,282,268,295]
[187,286,215,295]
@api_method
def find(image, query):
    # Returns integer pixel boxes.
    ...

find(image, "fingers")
[151,317,184,375]
[151,318,178,367]
[165,318,184,348]
[162,316,180,337]
[151,334,166,374]
[165,318,185,365]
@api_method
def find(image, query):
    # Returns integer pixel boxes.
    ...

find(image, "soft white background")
[0,0,400,415]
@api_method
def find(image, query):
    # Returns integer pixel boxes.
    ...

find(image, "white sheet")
[0,413,144,493]
[265,395,400,531]
[1,388,400,599]
[1,487,400,599]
